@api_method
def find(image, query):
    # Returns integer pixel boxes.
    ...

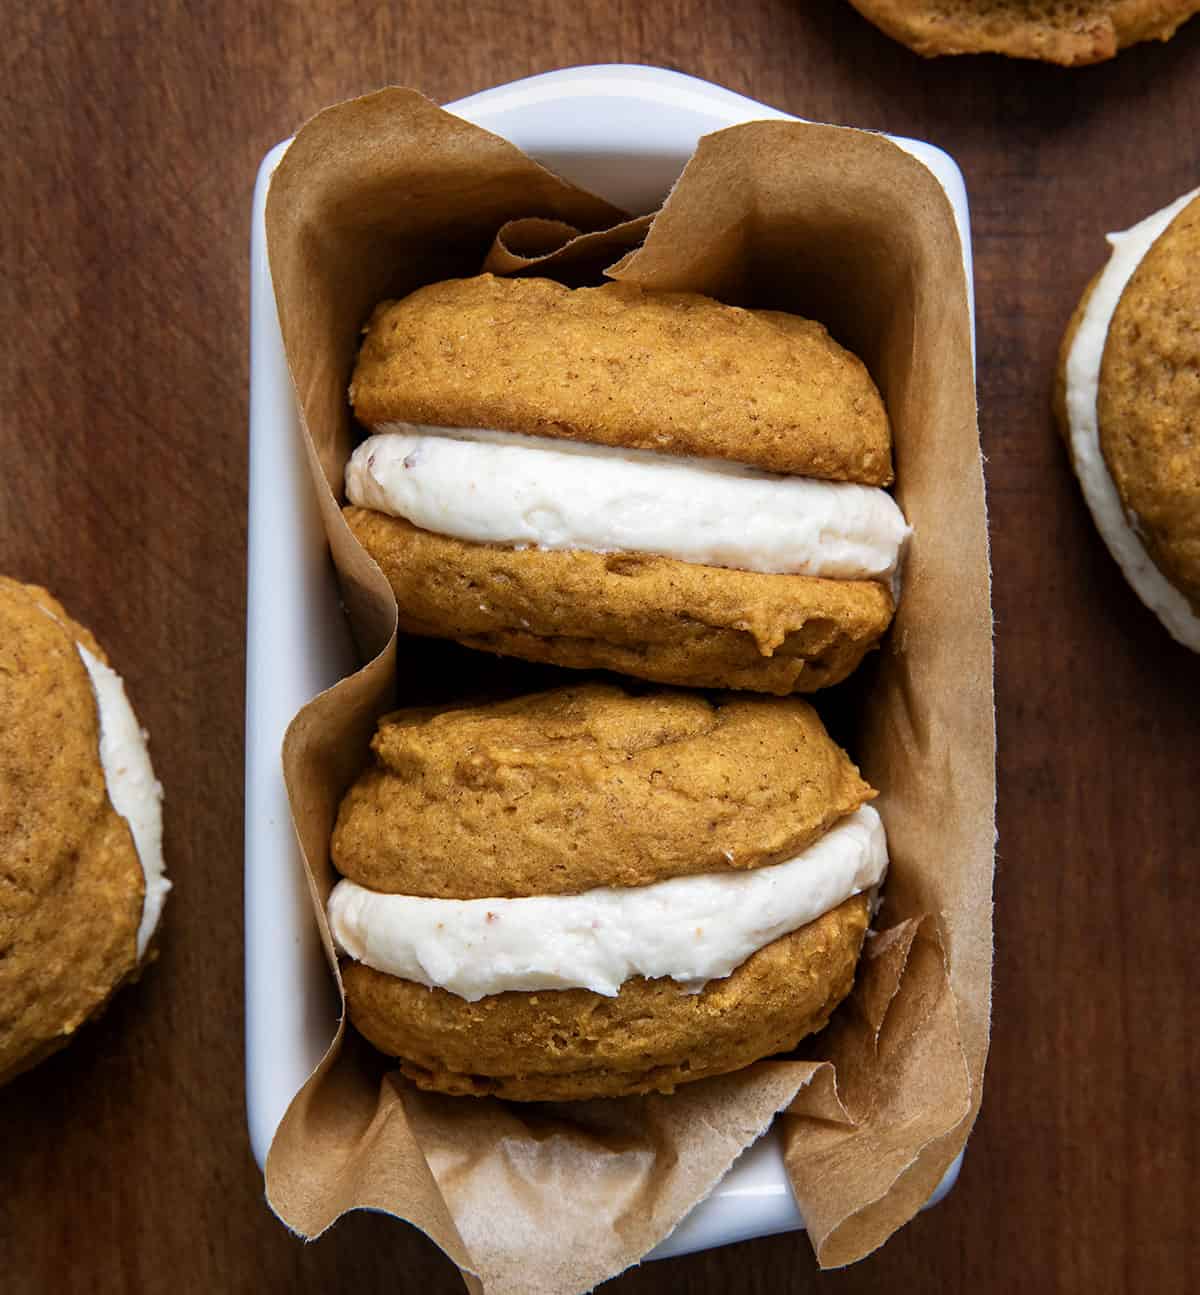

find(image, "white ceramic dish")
[245,64,972,1261]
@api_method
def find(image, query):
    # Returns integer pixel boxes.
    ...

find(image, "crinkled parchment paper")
[262,88,993,1295]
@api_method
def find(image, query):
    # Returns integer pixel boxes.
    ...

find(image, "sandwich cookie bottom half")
[1055,186,1200,652]
[343,275,910,695]
[327,684,888,1102]
[0,577,168,1086]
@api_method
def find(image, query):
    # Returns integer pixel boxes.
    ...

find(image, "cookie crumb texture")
[333,683,874,898]
[343,895,870,1101]
[847,0,1200,64]
[345,508,895,695]
[350,275,893,485]
[0,579,143,1086]
[1099,198,1200,612]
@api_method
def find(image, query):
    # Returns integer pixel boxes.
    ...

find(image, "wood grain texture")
[1,1,1198,1291]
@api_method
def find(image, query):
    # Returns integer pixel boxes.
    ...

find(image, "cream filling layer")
[346,424,910,581]
[328,804,887,1002]
[1064,187,1200,651]
[77,645,169,960]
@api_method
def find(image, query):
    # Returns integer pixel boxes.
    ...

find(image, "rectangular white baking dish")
[245,63,973,1261]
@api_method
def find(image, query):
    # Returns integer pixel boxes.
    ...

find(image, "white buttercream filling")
[328,804,887,1001]
[1064,186,1200,651]
[346,424,910,582]
[77,645,169,959]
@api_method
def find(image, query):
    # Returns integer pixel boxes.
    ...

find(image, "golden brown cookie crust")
[1098,196,1200,612]
[333,684,874,899]
[848,0,1199,64]
[342,895,870,1101]
[0,579,144,1086]
[344,507,895,695]
[349,275,893,485]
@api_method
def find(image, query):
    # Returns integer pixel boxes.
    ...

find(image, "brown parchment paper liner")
[263,89,994,1293]
[482,214,652,284]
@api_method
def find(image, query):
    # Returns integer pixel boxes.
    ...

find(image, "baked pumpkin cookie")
[351,275,893,483]
[1055,187,1200,650]
[344,275,910,695]
[0,578,168,1085]
[847,0,1200,65]
[327,684,887,1101]
[344,508,896,695]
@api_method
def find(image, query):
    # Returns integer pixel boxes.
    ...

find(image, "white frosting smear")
[346,425,910,582]
[1064,186,1200,651]
[77,645,169,959]
[328,804,887,1001]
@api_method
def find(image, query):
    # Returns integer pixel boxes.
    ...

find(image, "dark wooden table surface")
[2,3,1198,1292]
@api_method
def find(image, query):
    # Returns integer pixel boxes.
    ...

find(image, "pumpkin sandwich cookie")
[1055,186,1200,652]
[847,0,1200,65]
[0,577,168,1085]
[327,683,888,1102]
[344,275,910,695]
